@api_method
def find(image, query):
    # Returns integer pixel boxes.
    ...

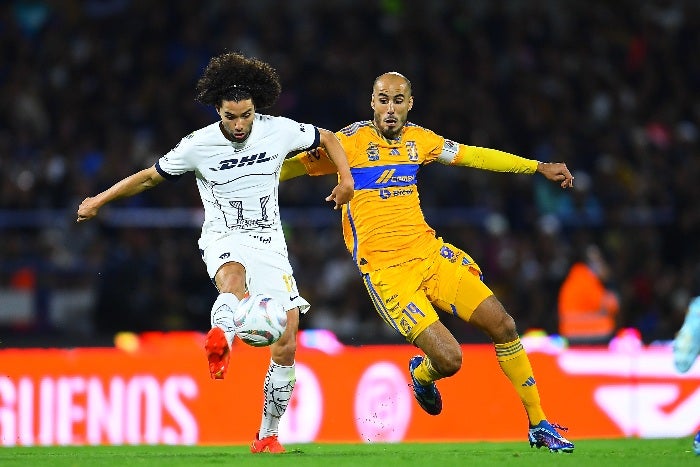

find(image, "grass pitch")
[0,438,695,466]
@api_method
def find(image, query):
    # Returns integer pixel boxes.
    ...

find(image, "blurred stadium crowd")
[1,0,699,346]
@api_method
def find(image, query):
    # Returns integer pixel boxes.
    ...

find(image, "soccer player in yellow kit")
[281,72,575,452]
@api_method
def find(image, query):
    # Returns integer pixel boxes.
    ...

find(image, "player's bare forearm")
[319,130,352,181]
[536,161,574,189]
[319,129,354,209]
[76,166,164,222]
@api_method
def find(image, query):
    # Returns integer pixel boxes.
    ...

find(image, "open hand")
[325,178,354,210]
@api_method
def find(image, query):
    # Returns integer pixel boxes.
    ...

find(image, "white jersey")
[156,114,319,249]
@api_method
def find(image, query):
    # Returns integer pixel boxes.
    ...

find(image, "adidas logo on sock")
[522,376,536,387]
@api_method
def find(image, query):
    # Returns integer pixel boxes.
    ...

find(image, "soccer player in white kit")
[76,52,354,453]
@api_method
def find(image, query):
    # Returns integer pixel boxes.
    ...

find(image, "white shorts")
[200,232,310,313]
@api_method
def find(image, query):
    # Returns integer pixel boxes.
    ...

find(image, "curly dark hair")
[195,52,281,110]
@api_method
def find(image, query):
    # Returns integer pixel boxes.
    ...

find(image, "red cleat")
[250,432,285,454]
[204,327,229,379]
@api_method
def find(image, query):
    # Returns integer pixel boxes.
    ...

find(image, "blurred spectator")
[558,245,620,344]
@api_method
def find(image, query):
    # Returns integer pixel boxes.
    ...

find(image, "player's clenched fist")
[76,197,100,222]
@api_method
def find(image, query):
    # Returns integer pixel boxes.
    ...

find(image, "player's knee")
[494,310,518,342]
[474,297,519,343]
[215,262,247,295]
[434,346,462,376]
[444,350,462,376]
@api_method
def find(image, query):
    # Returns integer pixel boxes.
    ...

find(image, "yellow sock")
[495,338,546,426]
[412,356,444,386]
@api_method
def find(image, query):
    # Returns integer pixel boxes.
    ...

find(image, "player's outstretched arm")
[447,145,574,189]
[76,165,165,222]
[318,129,354,209]
[536,161,574,189]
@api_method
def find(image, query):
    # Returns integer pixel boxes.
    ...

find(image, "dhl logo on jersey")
[211,152,272,170]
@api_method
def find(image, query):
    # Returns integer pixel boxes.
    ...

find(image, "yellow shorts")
[362,241,494,343]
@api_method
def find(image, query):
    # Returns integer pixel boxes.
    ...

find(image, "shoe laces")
[409,382,435,396]
[548,423,568,432]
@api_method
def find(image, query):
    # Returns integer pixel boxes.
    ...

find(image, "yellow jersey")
[295,120,538,272]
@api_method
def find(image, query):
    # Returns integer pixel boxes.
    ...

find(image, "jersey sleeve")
[155,133,196,180]
[413,126,448,165]
[295,147,337,176]
[434,138,538,174]
[279,117,321,152]
[292,128,352,177]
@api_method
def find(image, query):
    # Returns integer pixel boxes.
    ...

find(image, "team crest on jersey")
[440,245,456,262]
[405,141,418,162]
[366,143,379,161]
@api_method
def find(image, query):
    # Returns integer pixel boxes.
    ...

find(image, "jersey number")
[224,195,272,229]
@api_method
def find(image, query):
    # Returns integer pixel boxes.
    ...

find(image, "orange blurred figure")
[558,245,619,344]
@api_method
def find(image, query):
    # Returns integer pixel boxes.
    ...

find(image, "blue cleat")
[673,297,700,373]
[408,355,442,415]
[694,430,700,455]
[528,420,574,453]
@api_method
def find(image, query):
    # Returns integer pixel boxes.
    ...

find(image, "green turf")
[0,438,696,466]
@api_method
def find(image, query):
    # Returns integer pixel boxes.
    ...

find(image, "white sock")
[210,292,239,347]
[259,360,296,438]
